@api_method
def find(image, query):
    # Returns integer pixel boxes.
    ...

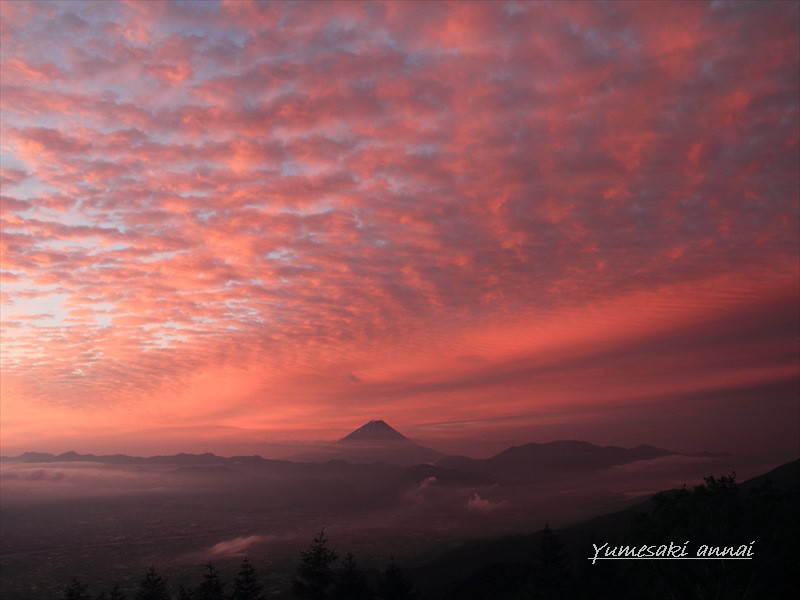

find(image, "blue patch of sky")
[618,28,641,52]
[143,331,191,349]
[28,203,122,231]
[100,242,129,253]
[504,2,527,17]
[277,203,335,217]
[138,250,182,263]
[412,143,438,156]
[0,170,60,204]
[0,154,28,174]
[0,292,69,326]
[92,305,114,328]
[189,314,217,324]
[194,209,217,222]
[350,211,365,230]
[223,301,263,319]
[173,0,221,13]
[383,174,408,193]
[266,248,295,261]
[280,161,313,176]
[139,321,180,331]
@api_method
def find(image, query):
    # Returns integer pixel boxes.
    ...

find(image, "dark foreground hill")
[409,458,800,599]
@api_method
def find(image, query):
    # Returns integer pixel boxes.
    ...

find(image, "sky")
[0,0,798,460]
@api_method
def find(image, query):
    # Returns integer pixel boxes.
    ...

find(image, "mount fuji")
[289,420,446,465]
[339,419,413,443]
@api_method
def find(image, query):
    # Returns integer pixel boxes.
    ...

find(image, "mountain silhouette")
[2,433,701,474]
[339,419,411,443]
[288,420,446,465]
[436,440,678,483]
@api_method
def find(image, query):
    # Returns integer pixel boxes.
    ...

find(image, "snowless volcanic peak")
[340,420,411,443]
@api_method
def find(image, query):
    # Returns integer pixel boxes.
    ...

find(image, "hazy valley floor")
[0,451,783,598]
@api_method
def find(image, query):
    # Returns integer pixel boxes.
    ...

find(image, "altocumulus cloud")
[0,0,797,453]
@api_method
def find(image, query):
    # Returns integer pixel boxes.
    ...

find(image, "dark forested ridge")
[411,459,799,599]
[22,459,799,600]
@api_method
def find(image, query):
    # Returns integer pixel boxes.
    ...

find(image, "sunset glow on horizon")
[1,1,798,459]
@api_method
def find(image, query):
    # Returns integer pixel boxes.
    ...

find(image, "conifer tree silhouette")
[376,556,419,600]
[176,585,194,600]
[107,585,127,600]
[195,563,226,600]
[524,522,570,600]
[292,528,338,600]
[63,577,92,600]
[95,586,127,600]
[231,556,266,600]
[330,552,371,600]
[134,566,169,600]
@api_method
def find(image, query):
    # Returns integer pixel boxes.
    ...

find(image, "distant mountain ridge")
[0,420,444,467]
[436,440,679,483]
[1,451,275,466]
[2,425,710,478]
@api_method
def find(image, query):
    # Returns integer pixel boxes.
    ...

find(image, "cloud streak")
[207,534,271,558]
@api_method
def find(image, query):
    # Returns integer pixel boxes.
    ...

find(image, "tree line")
[61,529,419,600]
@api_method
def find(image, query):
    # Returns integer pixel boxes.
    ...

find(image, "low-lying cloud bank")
[467,493,508,513]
